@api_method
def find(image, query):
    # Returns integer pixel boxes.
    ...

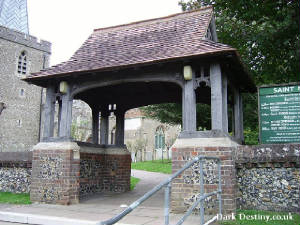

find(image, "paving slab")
[0,170,213,225]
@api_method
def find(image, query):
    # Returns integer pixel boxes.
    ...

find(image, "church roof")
[25,6,238,80]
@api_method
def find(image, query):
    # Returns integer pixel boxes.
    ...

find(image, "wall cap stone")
[79,145,130,155]
[173,137,240,148]
[0,152,32,162]
[235,144,300,164]
[33,142,80,151]
[179,130,231,139]
[32,142,130,156]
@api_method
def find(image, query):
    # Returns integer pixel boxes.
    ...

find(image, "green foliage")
[219,210,300,225]
[131,159,172,174]
[142,103,211,130]
[179,0,300,85]
[143,1,300,136]
[244,128,259,145]
[71,119,90,141]
[141,103,182,126]
[0,192,31,204]
[130,177,140,190]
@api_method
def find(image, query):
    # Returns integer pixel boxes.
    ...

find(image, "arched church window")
[17,51,27,75]
[155,126,165,150]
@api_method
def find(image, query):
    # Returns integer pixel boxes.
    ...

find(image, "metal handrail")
[97,155,222,225]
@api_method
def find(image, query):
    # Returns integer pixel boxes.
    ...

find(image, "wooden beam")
[182,67,197,131]
[58,83,73,139]
[92,108,99,144]
[100,105,109,145]
[43,85,55,139]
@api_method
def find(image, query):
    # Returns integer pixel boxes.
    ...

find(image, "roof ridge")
[93,6,213,33]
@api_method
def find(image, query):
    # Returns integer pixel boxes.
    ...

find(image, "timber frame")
[40,57,251,145]
[25,6,256,146]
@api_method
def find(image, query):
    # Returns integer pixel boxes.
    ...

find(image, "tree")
[126,129,148,162]
[179,0,300,84]
[142,103,211,130]
[142,1,300,144]
[71,119,91,141]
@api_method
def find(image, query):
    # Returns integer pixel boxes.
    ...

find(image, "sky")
[27,0,182,66]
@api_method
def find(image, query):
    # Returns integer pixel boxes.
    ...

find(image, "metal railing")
[97,156,222,225]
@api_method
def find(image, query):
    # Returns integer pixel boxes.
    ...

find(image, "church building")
[0,0,51,152]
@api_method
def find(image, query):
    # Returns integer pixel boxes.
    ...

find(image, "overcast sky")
[27,0,181,66]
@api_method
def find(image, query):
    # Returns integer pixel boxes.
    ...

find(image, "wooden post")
[58,83,73,139]
[100,106,109,145]
[182,67,197,131]
[239,92,244,142]
[234,88,244,142]
[210,63,224,131]
[43,85,55,139]
[115,108,125,146]
[222,74,228,133]
[92,108,99,144]
[57,100,62,136]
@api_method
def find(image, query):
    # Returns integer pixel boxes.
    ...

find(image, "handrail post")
[218,160,222,216]
[164,182,171,225]
[98,156,221,225]
[199,158,204,225]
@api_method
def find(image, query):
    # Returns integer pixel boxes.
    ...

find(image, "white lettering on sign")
[273,86,295,93]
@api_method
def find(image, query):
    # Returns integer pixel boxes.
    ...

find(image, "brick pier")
[171,134,238,215]
[30,142,131,205]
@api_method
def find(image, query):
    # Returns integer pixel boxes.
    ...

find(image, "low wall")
[30,142,80,204]
[79,144,131,197]
[80,152,104,196]
[171,136,238,215]
[0,143,131,204]
[235,144,300,212]
[2,141,298,211]
[0,152,32,193]
[171,133,300,214]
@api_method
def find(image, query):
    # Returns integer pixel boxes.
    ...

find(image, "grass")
[219,210,300,225]
[130,176,140,190]
[131,159,172,174]
[0,192,31,204]
[0,178,140,203]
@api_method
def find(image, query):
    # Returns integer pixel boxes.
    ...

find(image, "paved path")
[0,170,205,225]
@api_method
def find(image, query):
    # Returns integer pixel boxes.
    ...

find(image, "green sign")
[259,84,300,144]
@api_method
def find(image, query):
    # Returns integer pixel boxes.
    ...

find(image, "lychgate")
[24,6,255,213]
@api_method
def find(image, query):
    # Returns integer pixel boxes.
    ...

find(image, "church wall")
[0,26,51,152]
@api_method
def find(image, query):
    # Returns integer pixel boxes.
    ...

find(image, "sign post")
[258,83,300,144]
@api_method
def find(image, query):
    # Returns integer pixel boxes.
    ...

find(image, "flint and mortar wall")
[1,141,298,211]
[235,144,300,212]
[30,145,80,205]
[0,152,32,193]
[0,143,131,205]
[79,143,131,198]
[171,136,300,214]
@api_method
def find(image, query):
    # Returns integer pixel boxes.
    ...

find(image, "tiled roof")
[125,108,145,119]
[26,6,235,80]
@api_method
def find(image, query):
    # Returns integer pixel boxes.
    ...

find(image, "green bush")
[244,128,259,145]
